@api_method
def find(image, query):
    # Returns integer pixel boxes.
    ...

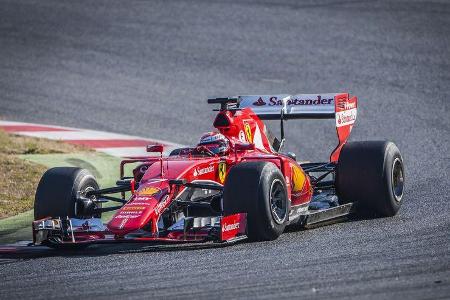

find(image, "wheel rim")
[391,158,404,202]
[81,186,97,201]
[76,186,98,218]
[270,179,287,224]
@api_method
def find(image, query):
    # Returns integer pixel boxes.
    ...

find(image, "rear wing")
[239,93,342,120]
[208,93,357,162]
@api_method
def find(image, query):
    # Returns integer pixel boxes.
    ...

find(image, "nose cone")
[107,181,169,235]
[107,197,158,235]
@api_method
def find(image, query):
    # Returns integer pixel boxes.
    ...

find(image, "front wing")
[32,213,247,247]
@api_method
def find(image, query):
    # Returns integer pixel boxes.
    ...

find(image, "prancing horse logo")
[244,122,253,143]
[218,162,227,184]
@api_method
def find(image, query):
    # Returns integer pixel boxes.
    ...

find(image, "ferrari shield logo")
[244,122,253,143]
[218,162,227,184]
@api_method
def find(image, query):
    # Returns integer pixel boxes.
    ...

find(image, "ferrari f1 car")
[32,93,405,247]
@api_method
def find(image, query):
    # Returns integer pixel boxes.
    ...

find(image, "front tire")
[336,141,405,217]
[223,161,289,241]
[34,167,100,220]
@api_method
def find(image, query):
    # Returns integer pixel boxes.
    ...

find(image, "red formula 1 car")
[32,93,405,248]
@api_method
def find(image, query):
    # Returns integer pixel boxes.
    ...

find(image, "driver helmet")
[197,132,230,156]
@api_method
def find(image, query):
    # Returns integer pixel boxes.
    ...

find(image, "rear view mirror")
[147,144,164,153]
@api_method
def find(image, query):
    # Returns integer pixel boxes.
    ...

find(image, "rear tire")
[34,167,100,220]
[223,161,289,241]
[336,141,404,217]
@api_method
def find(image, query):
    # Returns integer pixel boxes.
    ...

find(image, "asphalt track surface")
[0,0,449,299]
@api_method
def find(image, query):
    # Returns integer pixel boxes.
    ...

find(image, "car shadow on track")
[0,214,384,262]
[0,239,247,262]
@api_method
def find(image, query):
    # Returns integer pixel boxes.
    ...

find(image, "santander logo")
[253,97,266,106]
[222,222,240,232]
[336,109,357,127]
[193,164,214,177]
[252,96,333,107]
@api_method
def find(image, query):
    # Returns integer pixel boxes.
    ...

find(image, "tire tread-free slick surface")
[223,161,288,241]
[34,167,99,220]
[336,141,404,216]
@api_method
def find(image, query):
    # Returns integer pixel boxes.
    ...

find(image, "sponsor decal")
[336,108,357,127]
[251,96,333,107]
[118,218,128,229]
[337,101,356,110]
[193,164,214,177]
[336,95,356,110]
[119,211,142,215]
[130,202,151,206]
[132,196,153,203]
[344,101,356,110]
[253,97,266,106]
[154,195,170,215]
[238,130,246,143]
[218,162,227,184]
[289,205,309,218]
[291,165,306,196]
[115,214,140,219]
[244,122,253,143]
[222,222,240,232]
[122,206,146,211]
[138,186,160,196]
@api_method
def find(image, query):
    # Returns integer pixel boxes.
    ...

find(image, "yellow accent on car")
[244,123,253,143]
[138,186,160,196]
[218,162,227,184]
[291,165,306,192]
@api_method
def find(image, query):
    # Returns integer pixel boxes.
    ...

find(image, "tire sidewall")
[34,167,99,220]
[223,161,289,241]
[336,141,404,217]
[254,163,289,240]
[380,143,404,216]
[72,170,100,218]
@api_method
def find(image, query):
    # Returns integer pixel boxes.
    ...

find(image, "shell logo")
[291,165,306,193]
[138,186,160,196]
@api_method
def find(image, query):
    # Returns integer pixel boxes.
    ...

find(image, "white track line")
[0,121,184,158]
[97,145,180,157]
[14,130,144,141]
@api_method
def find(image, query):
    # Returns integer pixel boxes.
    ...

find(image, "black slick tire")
[34,167,100,220]
[223,161,289,241]
[336,141,405,217]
